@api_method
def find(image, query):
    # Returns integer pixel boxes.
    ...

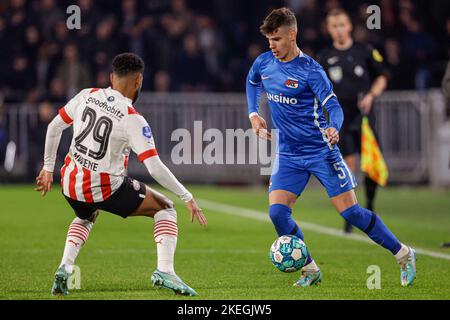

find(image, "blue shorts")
[269,150,358,198]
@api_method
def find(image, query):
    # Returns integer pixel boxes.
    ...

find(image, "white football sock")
[153,208,178,275]
[303,259,319,272]
[395,244,410,262]
[59,217,94,274]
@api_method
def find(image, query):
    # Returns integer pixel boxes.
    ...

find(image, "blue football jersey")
[247,51,342,158]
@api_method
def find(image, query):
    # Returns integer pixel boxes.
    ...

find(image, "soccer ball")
[269,235,309,273]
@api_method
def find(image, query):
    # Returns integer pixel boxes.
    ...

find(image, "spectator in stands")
[0,105,7,165]
[55,43,92,99]
[28,101,56,179]
[23,25,41,63]
[0,0,448,101]
[95,71,111,89]
[442,60,450,118]
[440,59,450,248]
[196,15,222,79]
[119,0,153,58]
[43,78,67,103]
[89,16,118,75]
[172,33,208,91]
[399,11,438,89]
[384,38,411,90]
[76,0,102,40]
[4,55,36,103]
[35,42,56,95]
[36,0,64,39]
[296,0,321,54]
[154,70,172,93]
[49,20,73,56]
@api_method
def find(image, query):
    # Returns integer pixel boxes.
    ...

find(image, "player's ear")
[289,28,297,41]
[135,73,143,89]
[110,73,114,85]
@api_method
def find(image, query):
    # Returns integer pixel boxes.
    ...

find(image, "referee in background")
[318,8,389,234]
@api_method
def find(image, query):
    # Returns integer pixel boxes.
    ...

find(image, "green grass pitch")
[1,184,449,300]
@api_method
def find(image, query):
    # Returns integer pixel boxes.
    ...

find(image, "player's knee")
[269,204,291,225]
[150,190,174,210]
[73,216,94,229]
[155,206,177,223]
[87,210,99,223]
[161,197,174,210]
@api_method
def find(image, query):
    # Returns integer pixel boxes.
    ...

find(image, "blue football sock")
[269,204,312,264]
[341,204,402,255]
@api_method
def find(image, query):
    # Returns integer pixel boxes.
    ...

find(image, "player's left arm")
[359,46,389,114]
[307,65,344,145]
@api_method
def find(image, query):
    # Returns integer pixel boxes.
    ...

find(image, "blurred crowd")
[0,0,449,178]
[0,0,449,106]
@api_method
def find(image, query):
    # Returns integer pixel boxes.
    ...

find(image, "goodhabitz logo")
[266,92,298,105]
[87,97,125,119]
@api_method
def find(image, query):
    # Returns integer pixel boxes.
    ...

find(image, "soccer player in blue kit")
[246,8,417,287]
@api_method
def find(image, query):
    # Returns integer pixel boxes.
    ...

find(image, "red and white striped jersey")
[58,87,158,203]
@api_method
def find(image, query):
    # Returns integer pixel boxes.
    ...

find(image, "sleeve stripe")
[128,106,141,115]
[322,93,337,107]
[58,107,73,124]
[248,79,259,85]
[138,149,158,162]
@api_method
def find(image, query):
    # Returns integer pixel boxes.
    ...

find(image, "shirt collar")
[108,86,133,104]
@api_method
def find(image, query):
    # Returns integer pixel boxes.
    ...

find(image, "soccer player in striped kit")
[246,8,416,287]
[35,53,207,296]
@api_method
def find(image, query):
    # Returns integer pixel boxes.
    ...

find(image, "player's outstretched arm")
[142,156,207,226]
[35,114,72,197]
[126,114,207,226]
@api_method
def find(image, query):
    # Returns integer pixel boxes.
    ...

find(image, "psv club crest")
[285,79,299,89]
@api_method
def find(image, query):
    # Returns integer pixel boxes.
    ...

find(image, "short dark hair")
[326,8,351,21]
[260,7,297,35]
[112,52,144,77]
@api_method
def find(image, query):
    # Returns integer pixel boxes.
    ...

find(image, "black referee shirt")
[317,42,388,119]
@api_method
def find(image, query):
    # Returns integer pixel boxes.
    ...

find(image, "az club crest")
[285,79,299,89]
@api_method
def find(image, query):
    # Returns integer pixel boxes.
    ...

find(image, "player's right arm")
[125,114,207,226]
[246,55,271,141]
[36,89,88,196]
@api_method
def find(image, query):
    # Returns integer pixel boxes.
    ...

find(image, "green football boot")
[294,269,322,287]
[151,269,198,296]
[399,248,417,287]
[51,265,70,296]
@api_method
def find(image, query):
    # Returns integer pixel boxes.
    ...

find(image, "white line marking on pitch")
[198,198,450,261]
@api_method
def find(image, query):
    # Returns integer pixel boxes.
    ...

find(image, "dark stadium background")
[0,0,449,183]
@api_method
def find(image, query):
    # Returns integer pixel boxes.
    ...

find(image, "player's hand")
[35,169,53,197]
[250,114,272,141]
[186,198,207,226]
[359,93,374,115]
[325,127,339,145]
